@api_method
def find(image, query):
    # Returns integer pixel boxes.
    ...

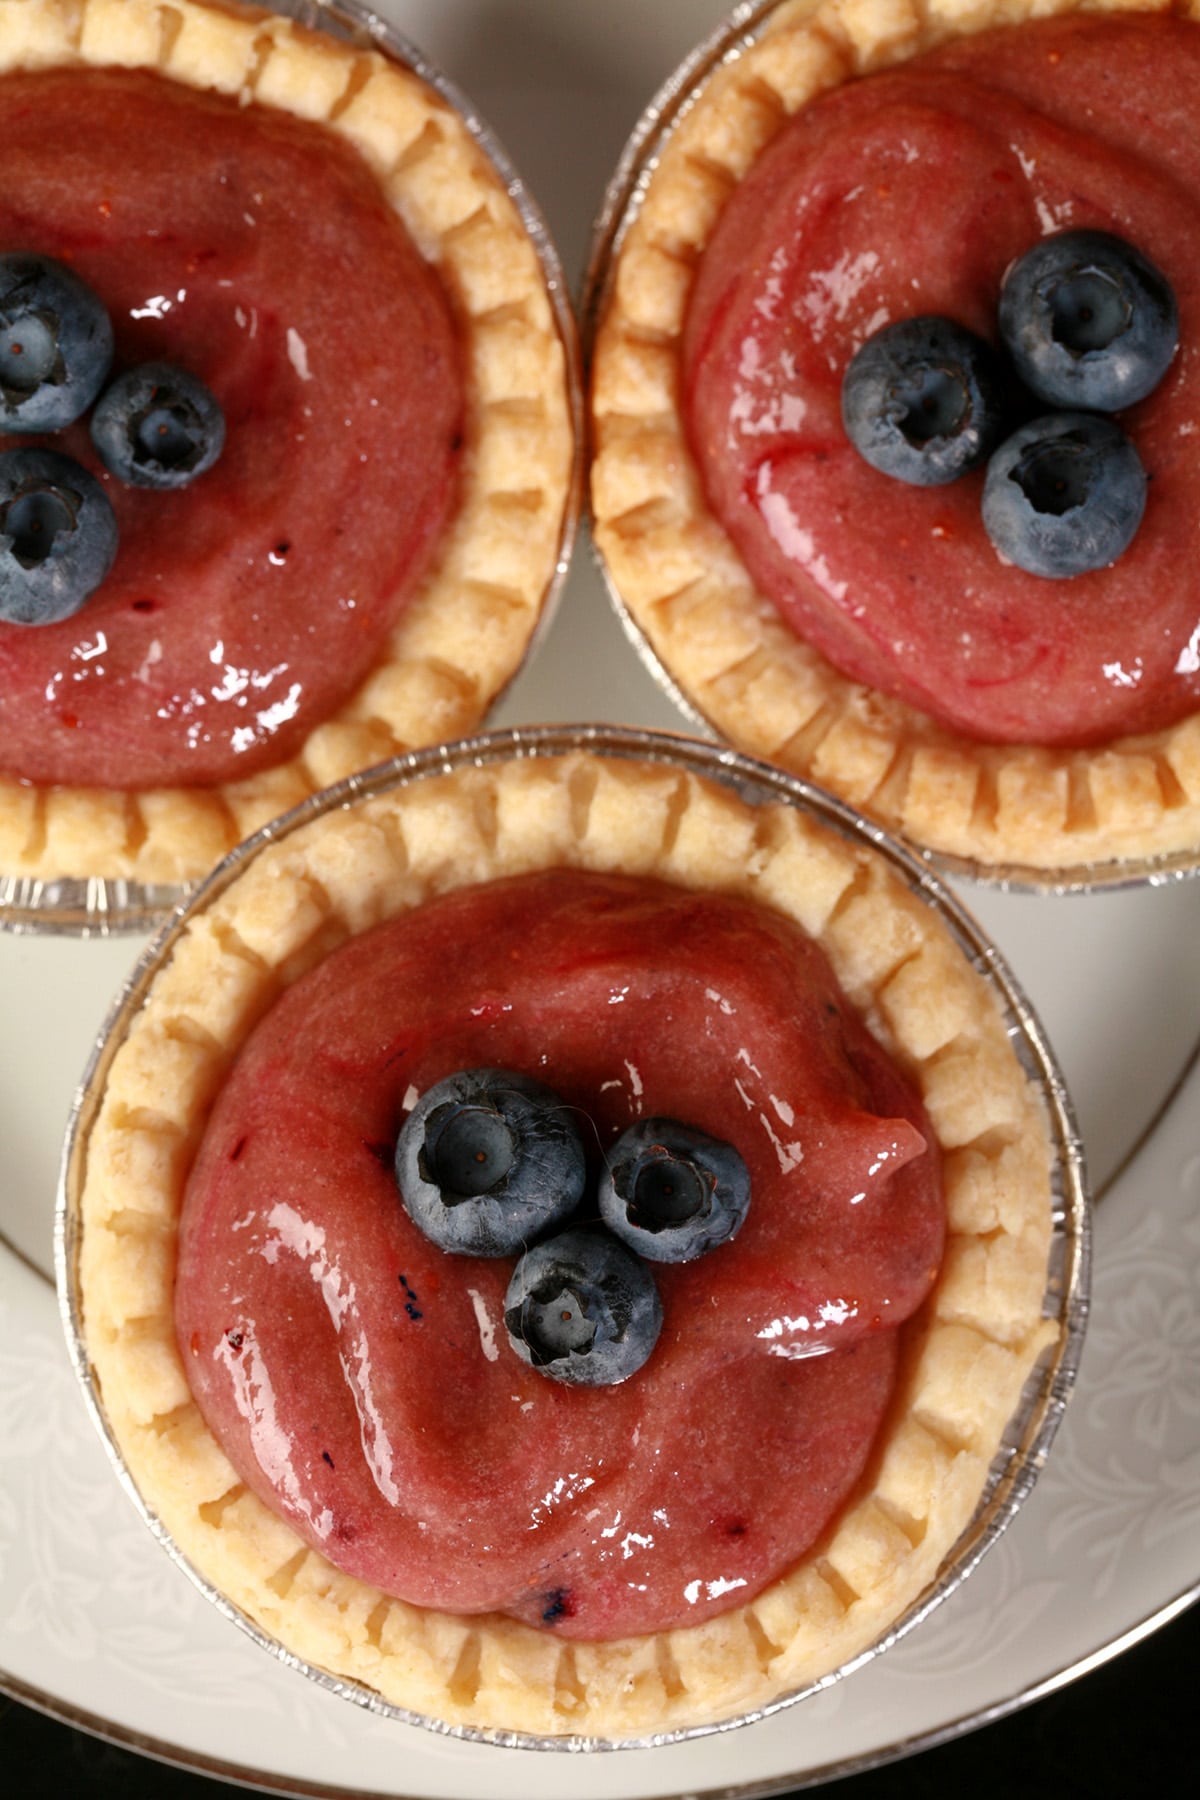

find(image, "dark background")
[4,1594,1195,1797]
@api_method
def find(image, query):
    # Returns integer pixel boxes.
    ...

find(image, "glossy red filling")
[683,14,1200,747]
[175,869,944,1640]
[0,66,462,788]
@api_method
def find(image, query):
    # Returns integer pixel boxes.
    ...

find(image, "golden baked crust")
[71,739,1066,1739]
[590,0,1200,879]
[0,0,576,886]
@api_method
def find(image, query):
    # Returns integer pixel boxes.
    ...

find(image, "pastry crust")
[0,0,576,887]
[71,739,1069,1740]
[590,0,1200,879]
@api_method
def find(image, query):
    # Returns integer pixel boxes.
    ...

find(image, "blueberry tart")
[590,0,1200,881]
[0,0,576,898]
[64,730,1082,1741]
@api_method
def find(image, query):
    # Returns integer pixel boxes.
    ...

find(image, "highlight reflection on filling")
[176,869,945,1641]
[683,13,1200,748]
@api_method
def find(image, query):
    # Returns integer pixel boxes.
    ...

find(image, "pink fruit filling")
[0,66,461,788]
[683,13,1200,748]
[175,869,945,1640]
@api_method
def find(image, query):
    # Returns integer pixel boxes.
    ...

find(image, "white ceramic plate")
[2,1,1199,1792]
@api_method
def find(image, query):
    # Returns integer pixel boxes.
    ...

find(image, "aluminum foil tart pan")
[58,723,1089,1747]
[0,0,581,935]
[584,0,1200,893]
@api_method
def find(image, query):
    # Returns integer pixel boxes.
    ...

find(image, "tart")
[62,728,1083,1742]
[589,0,1200,881]
[0,0,576,896]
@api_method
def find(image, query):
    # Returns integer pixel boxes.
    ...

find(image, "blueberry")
[598,1117,750,1264]
[841,315,1008,486]
[91,362,225,489]
[394,1068,586,1258]
[0,448,118,625]
[998,229,1178,412]
[0,253,113,433]
[981,412,1147,579]
[504,1228,663,1386]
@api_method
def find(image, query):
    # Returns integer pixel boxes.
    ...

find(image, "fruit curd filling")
[682,13,1200,750]
[0,64,462,789]
[174,868,944,1642]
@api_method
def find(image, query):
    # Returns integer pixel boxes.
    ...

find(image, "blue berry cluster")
[1,251,225,625]
[393,1067,752,1386]
[841,230,1178,578]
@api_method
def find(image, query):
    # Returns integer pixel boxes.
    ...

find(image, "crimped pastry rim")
[587,0,1200,888]
[58,724,1088,1745]
[0,0,580,921]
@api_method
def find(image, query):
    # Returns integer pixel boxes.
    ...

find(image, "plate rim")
[3,1582,1198,1799]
